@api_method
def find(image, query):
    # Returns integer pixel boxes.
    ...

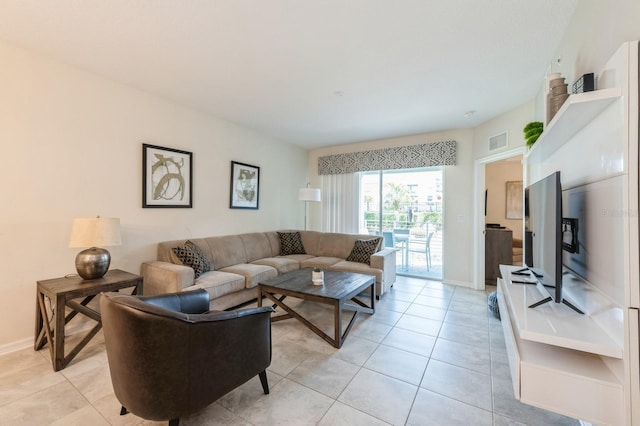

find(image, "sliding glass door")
[360,168,443,280]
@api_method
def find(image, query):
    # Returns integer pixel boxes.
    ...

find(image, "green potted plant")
[523,121,543,148]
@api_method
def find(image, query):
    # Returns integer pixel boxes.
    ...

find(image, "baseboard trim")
[0,337,33,356]
[443,279,474,289]
[0,320,95,357]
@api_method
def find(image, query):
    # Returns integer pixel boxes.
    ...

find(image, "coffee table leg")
[334,300,342,348]
[370,282,375,311]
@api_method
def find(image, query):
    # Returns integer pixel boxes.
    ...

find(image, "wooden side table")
[34,269,143,371]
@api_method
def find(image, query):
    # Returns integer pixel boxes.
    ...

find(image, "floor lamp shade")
[298,187,321,202]
[69,217,121,280]
[298,187,321,230]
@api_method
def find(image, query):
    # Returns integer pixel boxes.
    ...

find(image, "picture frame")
[230,161,260,209]
[506,180,523,219]
[142,143,193,208]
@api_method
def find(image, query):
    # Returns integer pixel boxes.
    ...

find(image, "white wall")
[309,129,475,288]
[0,39,308,349]
[534,0,640,121]
[473,101,533,159]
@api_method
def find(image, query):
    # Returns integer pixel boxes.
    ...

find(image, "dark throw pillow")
[346,238,382,265]
[172,240,211,279]
[277,231,306,255]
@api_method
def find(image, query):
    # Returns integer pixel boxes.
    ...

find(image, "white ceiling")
[0,1,577,149]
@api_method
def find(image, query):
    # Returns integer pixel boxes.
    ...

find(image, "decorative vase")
[312,270,324,285]
[547,73,569,123]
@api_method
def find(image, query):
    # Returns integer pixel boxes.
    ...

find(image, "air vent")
[489,131,508,151]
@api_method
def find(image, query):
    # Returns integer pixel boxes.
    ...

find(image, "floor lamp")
[298,184,321,230]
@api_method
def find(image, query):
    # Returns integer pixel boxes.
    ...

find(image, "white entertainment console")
[497,265,623,425]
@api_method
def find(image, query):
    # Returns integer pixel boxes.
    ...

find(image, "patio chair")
[393,229,410,269]
[383,231,395,248]
[408,231,434,270]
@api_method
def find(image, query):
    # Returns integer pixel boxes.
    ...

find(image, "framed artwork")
[506,180,523,219]
[230,161,259,209]
[142,144,192,208]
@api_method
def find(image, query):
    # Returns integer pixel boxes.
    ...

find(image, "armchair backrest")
[137,288,210,313]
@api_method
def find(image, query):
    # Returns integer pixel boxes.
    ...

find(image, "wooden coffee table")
[257,268,375,348]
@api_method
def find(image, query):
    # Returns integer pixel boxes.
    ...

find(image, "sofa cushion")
[330,260,383,285]
[189,271,246,299]
[172,240,212,279]
[346,238,382,265]
[219,264,278,289]
[277,231,306,255]
[297,231,322,255]
[315,233,353,258]
[239,233,274,262]
[204,235,247,269]
[278,254,315,263]
[300,256,343,270]
[251,257,300,274]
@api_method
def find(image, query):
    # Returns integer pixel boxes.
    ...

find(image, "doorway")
[484,156,524,286]
[473,148,526,290]
[359,168,443,280]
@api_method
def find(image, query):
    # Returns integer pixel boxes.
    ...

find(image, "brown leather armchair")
[100,289,273,425]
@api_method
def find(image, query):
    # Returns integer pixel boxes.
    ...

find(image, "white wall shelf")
[526,87,622,164]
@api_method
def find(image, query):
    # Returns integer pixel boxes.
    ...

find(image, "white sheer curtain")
[320,173,359,233]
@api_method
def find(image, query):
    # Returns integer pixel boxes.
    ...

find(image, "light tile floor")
[0,276,580,425]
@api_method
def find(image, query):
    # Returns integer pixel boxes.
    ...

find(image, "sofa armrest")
[141,261,195,295]
[371,248,396,292]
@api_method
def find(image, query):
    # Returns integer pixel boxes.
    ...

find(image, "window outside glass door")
[360,168,443,280]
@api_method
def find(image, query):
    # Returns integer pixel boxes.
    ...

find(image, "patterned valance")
[317,140,456,175]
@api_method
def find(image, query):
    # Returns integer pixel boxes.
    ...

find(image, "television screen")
[524,171,583,313]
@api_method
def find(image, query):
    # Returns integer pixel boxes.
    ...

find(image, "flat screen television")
[523,171,583,314]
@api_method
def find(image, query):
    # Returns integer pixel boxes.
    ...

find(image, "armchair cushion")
[172,240,212,278]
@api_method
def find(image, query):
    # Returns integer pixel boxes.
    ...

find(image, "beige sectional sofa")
[141,230,396,310]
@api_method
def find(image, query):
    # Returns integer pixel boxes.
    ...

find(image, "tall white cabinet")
[497,41,640,425]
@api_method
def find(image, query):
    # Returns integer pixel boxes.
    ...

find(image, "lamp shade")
[298,187,321,202]
[69,217,122,248]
